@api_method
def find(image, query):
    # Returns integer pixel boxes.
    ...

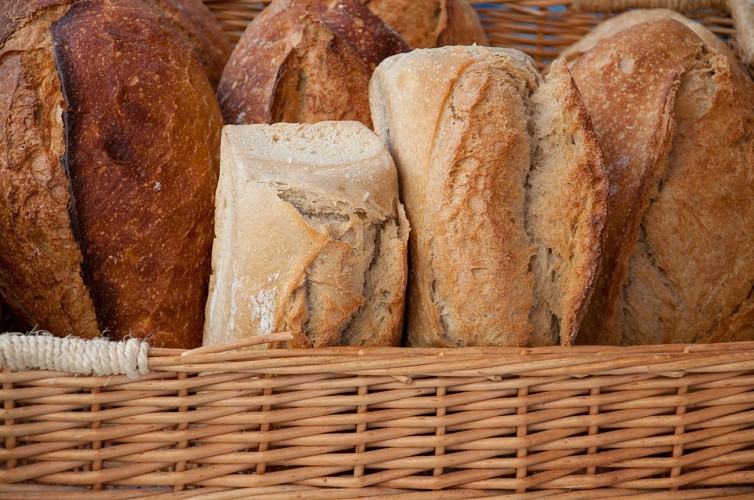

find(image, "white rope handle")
[0,331,150,379]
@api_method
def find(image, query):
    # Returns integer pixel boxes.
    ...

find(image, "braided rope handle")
[0,331,150,379]
[572,0,754,64]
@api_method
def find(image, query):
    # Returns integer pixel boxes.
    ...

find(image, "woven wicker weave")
[2,0,754,497]
[3,338,754,497]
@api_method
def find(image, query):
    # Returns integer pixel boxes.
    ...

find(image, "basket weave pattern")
[3,344,754,496]
[2,0,754,496]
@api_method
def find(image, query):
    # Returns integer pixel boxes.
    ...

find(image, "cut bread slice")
[204,121,409,349]
[370,46,608,347]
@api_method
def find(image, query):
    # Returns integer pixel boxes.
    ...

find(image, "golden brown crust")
[0,0,222,347]
[527,59,608,346]
[1,0,230,87]
[560,9,737,67]
[217,0,409,127]
[437,0,489,48]
[0,8,99,338]
[370,47,607,348]
[573,19,754,346]
[152,0,231,87]
[362,0,488,49]
[49,0,221,348]
[574,20,700,346]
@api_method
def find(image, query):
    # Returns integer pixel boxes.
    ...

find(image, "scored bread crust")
[360,0,488,49]
[204,122,409,349]
[217,0,408,127]
[573,19,754,345]
[560,9,737,67]
[370,46,607,347]
[0,0,222,347]
[1,0,231,87]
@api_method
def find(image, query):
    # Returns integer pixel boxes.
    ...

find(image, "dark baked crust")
[217,0,408,127]
[0,8,100,338]
[153,0,231,87]
[0,0,222,347]
[50,0,221,347]
[1,0,229,87]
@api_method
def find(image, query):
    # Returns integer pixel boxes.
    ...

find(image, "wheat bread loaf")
[359,0,488,49]
[572,19,754,345]
[370,46,608,347]
[0,0,223,347]
[203,122,409,349]
[217,0,408,128]
[560,9,736,66]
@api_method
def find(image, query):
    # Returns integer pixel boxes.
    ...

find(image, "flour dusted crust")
[560,9,736,67]
[572,19,754,345]
[0,0,223,347]
[370,46,607,347]
[204,122,409,349]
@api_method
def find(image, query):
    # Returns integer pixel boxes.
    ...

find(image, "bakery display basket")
[2,0,754,497]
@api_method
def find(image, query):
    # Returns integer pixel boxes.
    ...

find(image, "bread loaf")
[0,0,223,348]
[571,19,754,345]
[203,122,409,349]
[370,46,608,347]
[155,0,232,86]
[360,0,488,49]
[217,0,408,127]
[560,9,736,67]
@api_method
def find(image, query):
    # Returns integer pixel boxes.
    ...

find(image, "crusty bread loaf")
[0,0,223,348]
[360,0,488,49]
[370,46,608,347]
[572,19,754,345]
[156,0,231,86]
[217,0,408,128]
[560,9,736,66]
[2,0,231,87]
[204,122,409,349]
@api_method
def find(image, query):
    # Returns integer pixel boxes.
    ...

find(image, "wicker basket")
[3,0,754,497]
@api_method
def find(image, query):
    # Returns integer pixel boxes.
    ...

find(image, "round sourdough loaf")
[217,0,409,128]
[360,0,488,49]
[0,0,224,348]
[571,19,754,345]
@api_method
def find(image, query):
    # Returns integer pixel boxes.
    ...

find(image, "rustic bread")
[204,122,409,349]
[560,9,736,66]
[572,19,754,345]
[370,46,608,347]
[217,0,408,128]
[360,0,488,49]
[0,0,223,347]
[156,0,232,86]
[2,0,231,87]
